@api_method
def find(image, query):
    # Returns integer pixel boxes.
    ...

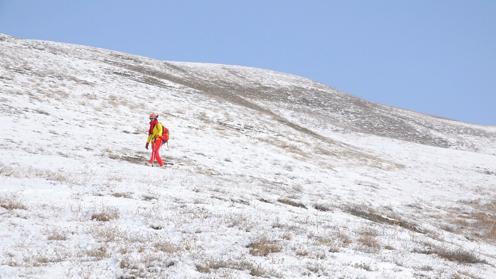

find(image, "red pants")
[149,138,163,166]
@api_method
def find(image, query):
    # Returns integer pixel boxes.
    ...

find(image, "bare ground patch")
[439,199,496,243]
[104,149,147,165]
[277,198,307,209]
[314,204,332,212]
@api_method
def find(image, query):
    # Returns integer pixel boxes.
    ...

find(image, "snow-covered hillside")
[1,33,495,278]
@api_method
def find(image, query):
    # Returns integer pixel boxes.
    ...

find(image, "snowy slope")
[1,33,496,278]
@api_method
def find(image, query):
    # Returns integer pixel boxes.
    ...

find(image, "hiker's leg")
[155,138,163,166]
[149,141,155,165]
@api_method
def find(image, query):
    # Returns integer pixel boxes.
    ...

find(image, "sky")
[0,0,494,125]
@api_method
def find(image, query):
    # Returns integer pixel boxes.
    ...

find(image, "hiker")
[146,113,164,167]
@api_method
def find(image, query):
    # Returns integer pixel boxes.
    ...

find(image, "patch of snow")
[1,34,495,278]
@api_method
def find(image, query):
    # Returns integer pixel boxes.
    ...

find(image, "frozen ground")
[0,33,496,278]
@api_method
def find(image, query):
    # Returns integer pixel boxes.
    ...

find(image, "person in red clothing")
[146,113,164,167]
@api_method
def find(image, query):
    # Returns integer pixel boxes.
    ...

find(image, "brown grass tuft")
[296,249,309,257]
[414,244,486,264]
[434,247,485,264]
[47,230,67,241]
[0,197,27,210]
[247,237,283,256]
[474,210,496,241]
[92,225,124,242]
[91,208,119,222]
[85,246,109,260]
[357,228,380,253]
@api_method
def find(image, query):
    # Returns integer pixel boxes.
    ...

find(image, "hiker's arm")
[147,134,153,143]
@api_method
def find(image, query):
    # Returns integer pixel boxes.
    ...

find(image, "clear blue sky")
[1,0,494,125]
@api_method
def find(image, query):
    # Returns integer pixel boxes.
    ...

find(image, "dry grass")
[84,245,109,260]
[0,196,27,210]
[314,204,332,212]
[434,247,485,264]
[346,205,424,234]
[358,233,380,253]
[0,164,69,182]
[311,235,332,246]
[0,164,72,184]
[278,198,307,209]
[328,243,341,253]
[281,232,293,241]
[419,265,434,271]
[258,198,272,204]
[336,229,353,247]
[34,256,50,266]
[0,164,16,177]
[295,247,327,259]
[474,206,496,241]
[105,150,148,165]
[271,218,285,229]
[195,259,273,277]
[142,194,158,201]
[111,192,132,199]
[414,244,486,264]
[119,257,132,269]
[227,213,255,231]
[247,237,283,256]
[450,271,479,279]
[443,199,496,242]
[296,249,309,257]
[305,230,350,253]
[119,252,175,278]
[91,225,125,242]
[47,230,67,241]
[154,241,182,254]
[353,262,372,271]
[355,227,380,253]
[306,263,328,275]
[91,207,119,222]
[30,252,66,267]
[384,245,395,250]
